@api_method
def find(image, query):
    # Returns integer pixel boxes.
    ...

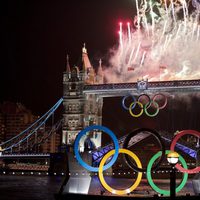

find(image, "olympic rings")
[170,130,200,174]
[74,125,119,172]
[123,128,165,172]
[73,125,198,196]
[98,149,143,195]
[147,150,188,196]
[122,93,167,117]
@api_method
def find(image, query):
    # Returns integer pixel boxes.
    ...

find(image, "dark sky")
[1,0,136,115]
[1,1,200,144]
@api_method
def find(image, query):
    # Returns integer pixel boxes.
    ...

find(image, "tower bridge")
[0,44,199,198]
[83,79,200,97]
[62,45,200,152]
[0,45,199,167]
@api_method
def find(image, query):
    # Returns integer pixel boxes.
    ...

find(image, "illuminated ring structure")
[147,150,188,196]
[144,101,159,117]
[170,130,200,174]
[129,101,144,117]
[122,95,136,110]
[122,93,167,117]
[152,93,168,110]
[98,149,143,195]
[123,128,165,172]
[74,125,119,172]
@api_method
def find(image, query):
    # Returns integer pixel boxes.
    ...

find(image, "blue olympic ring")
[74,125,119,172]
[122,95,137,110]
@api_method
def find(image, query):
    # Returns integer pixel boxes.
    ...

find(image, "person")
[196,143,200,166]
[0,146,2,156]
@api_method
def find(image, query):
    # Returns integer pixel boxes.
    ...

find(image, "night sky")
[1,0,200,138]
[1,0,136,115]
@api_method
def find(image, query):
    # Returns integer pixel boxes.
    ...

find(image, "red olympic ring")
[152,93,168,110]
[170,130,200,174]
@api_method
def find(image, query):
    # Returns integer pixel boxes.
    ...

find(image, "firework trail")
[102,0,200,83]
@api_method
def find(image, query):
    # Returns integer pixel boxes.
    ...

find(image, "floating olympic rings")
[147,150,188,196]
[123,128,165,172]
[74,125,199,196]
[170,130,200,174]
[74,125,119,172]
[122,93,167,117]
[98,149,142,195]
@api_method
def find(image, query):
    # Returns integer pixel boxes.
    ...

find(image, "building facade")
[0,102,61,153]
[41,131,61,153]
[62,45,103,152]
[0,113,5,143]
[0,102,38,141]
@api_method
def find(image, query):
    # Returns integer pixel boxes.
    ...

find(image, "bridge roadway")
[92,132,197,165]
[83,79,200,97]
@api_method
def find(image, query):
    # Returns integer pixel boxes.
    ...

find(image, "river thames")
[0,175,64,200]
[0,175,195,200]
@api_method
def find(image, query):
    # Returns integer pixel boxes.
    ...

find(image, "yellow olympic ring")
[129,101,143,118]
[98,149,143,195]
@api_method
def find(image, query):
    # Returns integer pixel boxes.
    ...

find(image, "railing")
[84,79,200,91]
[0,98,63,154]
[0,153,50,158]
[92,130,197,165]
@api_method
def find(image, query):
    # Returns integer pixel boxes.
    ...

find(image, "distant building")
[41,131,61,153]
[0,102,38,141]
[0,102,61,153]
[0,113,5,143]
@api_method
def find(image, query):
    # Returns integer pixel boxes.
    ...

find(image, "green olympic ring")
[144,101,159,117]
[147,150,188,196]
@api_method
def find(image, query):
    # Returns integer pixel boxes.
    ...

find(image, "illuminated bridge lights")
[0,153,50,159]
[0,171,66,176]
[0,98,63,153]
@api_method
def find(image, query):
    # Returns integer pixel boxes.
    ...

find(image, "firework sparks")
[102,0,200,83]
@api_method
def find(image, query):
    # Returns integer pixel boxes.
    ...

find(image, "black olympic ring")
[123,128,166,172]
[138,94,151,108]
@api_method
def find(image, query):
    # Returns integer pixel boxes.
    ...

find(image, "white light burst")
[103,0,200,83]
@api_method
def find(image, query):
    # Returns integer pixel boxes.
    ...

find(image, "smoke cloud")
[100,0,200,83]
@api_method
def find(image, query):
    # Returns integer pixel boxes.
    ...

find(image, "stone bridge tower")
[62,45,103,152]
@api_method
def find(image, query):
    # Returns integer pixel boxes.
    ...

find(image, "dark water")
[0,175,196,199]
[0,175,64,200]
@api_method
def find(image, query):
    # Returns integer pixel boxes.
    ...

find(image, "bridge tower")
[62,45,103,152]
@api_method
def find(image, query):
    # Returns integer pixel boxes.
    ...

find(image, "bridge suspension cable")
[0,98,63,153]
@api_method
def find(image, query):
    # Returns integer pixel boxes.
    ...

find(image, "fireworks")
[102,0,200,83]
